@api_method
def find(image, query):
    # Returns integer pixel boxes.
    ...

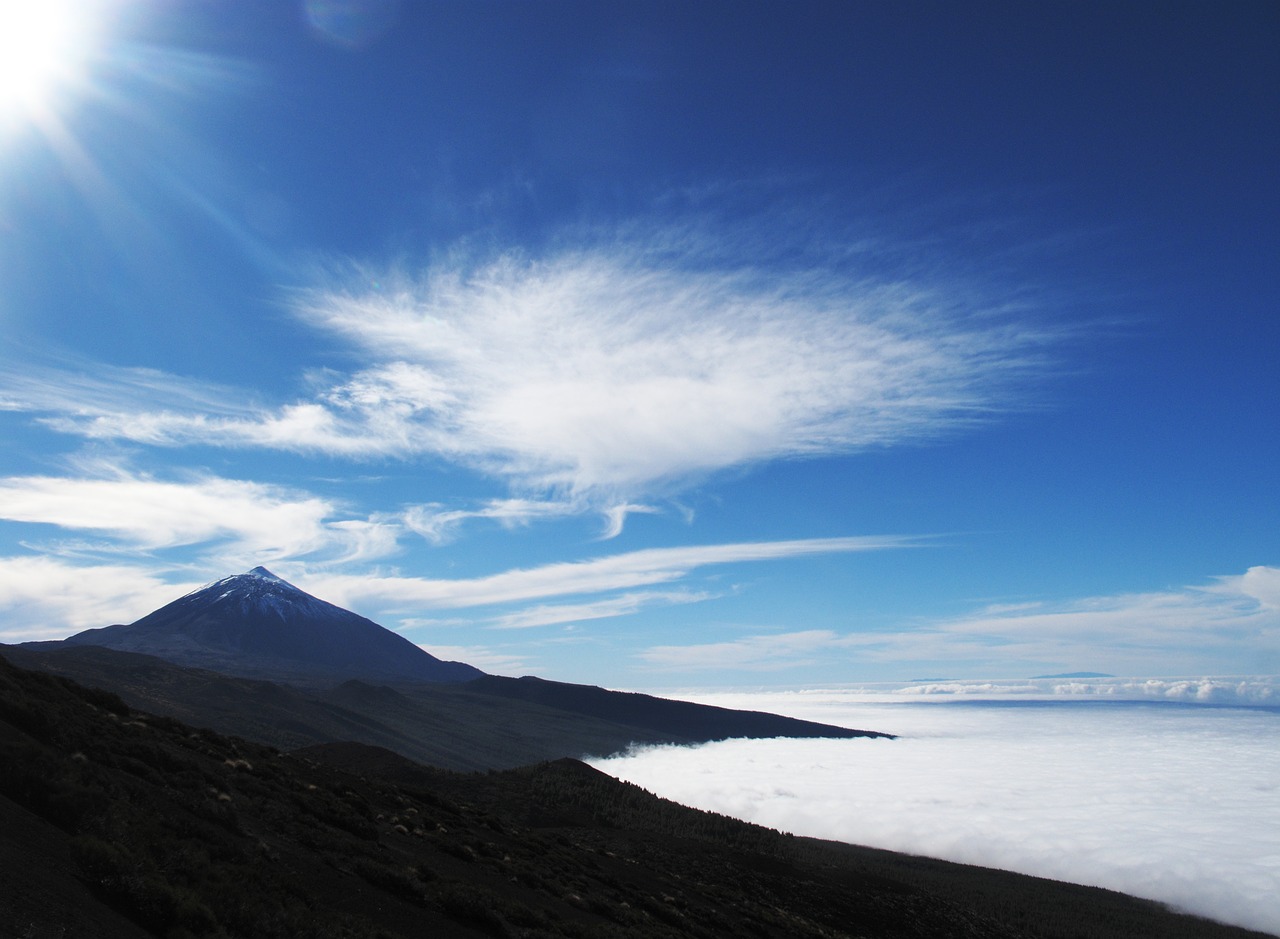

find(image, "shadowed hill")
[465,673,888,740]
[0,645,687,771]
[2,653,1272,939]
[3,643,885,770]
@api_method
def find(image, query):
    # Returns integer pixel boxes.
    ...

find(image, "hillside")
[2,643,883,771]
[2,652,1273,939]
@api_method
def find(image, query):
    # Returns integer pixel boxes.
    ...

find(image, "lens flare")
[0,0,100,130]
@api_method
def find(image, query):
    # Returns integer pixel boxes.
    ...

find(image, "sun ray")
[0,0,102,134]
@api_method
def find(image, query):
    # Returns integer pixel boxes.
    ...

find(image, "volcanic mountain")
[57,566,481,685]
[12,566,887,769]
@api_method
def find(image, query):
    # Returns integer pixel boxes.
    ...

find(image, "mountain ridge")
[9,566,885,769]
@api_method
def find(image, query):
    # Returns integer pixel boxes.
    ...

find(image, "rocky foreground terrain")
[3,653,1272,939]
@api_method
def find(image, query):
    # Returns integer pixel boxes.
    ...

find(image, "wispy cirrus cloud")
[900,566,1280,673]
[0,362,254,420]
[640,629,856,671]
[2,227,1059,510]
[0,534,907,643]
[291,246,1055,499]
[402,498,582,544]
[306,535,914,616]
[413,643,529,676]
[637,566,1280,677]
[486,588,716,630]
[402,498,661,543]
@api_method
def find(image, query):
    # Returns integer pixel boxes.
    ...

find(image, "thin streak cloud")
[639,629,858,671]
[402,498,583,545]
[637,567,1280,677]
[487,589,716,630]
[309,535,913,614]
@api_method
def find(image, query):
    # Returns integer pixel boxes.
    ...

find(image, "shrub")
[436,883,512,938]
[352,859,423,903]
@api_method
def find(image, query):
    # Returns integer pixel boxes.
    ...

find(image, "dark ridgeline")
[468,673,884,741]
[2,653,1271,939]
[56,566,483,685]
[10,567,885,770]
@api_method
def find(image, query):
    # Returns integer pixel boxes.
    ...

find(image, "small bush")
[353,859,423,903]
[437,883,512,938]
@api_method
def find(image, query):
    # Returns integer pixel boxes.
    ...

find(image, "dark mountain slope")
[2,653,1271,939]
[53,567,480,685]
[7,644,880,771]
[6,564,884,768]
[0,645,690,770]
[5,643,885,770]
[27,567,880,752]
[464,673,890,741]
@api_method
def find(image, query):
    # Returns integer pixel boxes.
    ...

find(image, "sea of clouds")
[590,677,1280,936]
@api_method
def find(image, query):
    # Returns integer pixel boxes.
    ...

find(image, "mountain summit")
[60,567,482,685]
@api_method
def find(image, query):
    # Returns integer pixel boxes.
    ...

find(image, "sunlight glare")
[0,0,99,127]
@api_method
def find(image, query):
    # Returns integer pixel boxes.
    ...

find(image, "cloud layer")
[593,695,1280,936]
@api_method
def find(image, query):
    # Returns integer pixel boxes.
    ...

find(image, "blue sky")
[0,0,1276,686]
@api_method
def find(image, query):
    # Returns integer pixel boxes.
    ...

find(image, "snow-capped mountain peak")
[60,568,484,685]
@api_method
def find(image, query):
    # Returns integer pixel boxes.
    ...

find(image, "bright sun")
[0,0,99,127]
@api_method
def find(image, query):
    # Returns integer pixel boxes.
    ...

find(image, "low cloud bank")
[887,675,1280,707]
[591,690,1280,936]
[660,675,1280,709]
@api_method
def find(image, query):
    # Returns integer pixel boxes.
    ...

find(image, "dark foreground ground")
[2,653,1273,939]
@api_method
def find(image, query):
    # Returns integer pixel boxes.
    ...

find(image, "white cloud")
[487,589,715,630]
[591,697,1280,936]
[402,498,660,543]
[1212,564,1280,610]
[0,556,198,639]
[635,567,1280,678]
[0,362,255,422]
[0,470,402,565]
[913,571,1280,674]
[402,498,581,544]
[0,516,906,641]
[289,247,1053,499]
[639,629,858,671]
[599,503,661,539]
[3,233,1057,506]
[724,677,1280,708]
[415,642,527,676]
[308,535,912,615]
